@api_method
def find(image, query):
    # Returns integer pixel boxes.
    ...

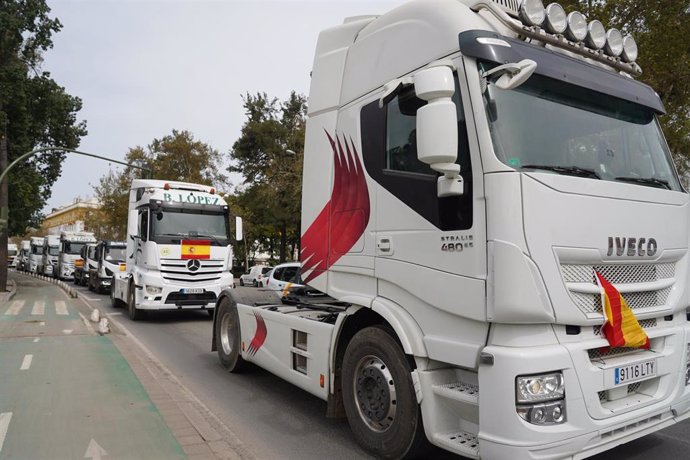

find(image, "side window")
[282,266,299,283]
[273,267,285,281]
[361,72,473,231]
[138,210,149,242]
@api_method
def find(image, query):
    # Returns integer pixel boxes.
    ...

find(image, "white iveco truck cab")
[112,179,234,320]
[41,235,60,277]
[212,1,690,459]
[57,231,96,280]
[28,237,44,273]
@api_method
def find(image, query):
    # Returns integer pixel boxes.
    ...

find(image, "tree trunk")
[0,114,8,292]
[279,221,287,263]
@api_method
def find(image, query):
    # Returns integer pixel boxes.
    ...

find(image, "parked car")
[239,265,272,287]
[257,269,272,287]
[265,262,304,300]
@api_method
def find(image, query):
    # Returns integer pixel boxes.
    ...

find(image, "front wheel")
[342,326,429,459]
[239,278,244,287]
[127,283,144,321]
[214,297,247,372]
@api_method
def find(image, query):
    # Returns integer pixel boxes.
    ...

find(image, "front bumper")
[135,271,233,310]
[476,324,690,459]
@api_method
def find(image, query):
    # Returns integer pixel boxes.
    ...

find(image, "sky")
[42,0,403,213]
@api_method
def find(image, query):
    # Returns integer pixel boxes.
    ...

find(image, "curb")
[0,276,17,304]
[21,270,79,299]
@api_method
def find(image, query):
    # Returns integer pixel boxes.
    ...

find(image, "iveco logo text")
[187,259,201,271]
[607,237,658,257]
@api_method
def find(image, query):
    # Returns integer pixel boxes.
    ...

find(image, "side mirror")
[482,59,537,91]
[235,216,243,241]
[414,66,463,198]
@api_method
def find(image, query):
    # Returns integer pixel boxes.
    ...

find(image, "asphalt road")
[71,282,690,460]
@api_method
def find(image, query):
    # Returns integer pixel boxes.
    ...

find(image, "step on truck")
[211,0,690,458]
[111,179,235,320]
[57,231,97,280]
[28,237,43,274]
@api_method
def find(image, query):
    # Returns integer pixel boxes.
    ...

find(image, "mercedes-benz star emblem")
[187,259,201,272]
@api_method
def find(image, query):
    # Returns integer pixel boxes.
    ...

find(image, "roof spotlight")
[519,0,546,27]
[605,28,623,57]
[586,20,606,49]
[565,11,587,42]
[621,35,638,62]
[544,3,567,34]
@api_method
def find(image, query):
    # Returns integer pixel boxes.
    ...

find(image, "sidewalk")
[0,271,243,460]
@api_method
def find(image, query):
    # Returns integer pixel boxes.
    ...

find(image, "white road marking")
[0,412,12,454]
[33,338,40,343]
[106,312,122,316]
[5,300,24,315]
[80,294,102,302]
[84,438,107,460]
[55,300,68,315]
[31,301,45,315]
[20,354,33,370]
[63,329,73,335]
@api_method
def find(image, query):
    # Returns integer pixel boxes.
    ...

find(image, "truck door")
[360,63,487,325]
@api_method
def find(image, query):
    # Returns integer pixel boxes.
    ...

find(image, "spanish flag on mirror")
[595,271,650,349]
[181,240,211,260]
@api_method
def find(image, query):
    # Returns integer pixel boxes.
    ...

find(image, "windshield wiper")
[614,176,671,190]
[521,164,601,179]
[187,232,227,246]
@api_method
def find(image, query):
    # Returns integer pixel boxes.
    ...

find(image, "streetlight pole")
[0,146,152,292]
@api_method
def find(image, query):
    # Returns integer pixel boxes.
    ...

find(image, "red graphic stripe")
[247,311,267,356]
[301,131,370,283]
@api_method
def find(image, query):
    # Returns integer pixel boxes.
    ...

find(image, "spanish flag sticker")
[181,240,211,260]
[595,271,650,350]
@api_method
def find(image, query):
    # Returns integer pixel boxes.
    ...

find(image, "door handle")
[377,236,393,255]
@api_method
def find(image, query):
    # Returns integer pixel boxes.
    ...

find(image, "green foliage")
[229,91,306,264]
[559,0,690,178]
[93,130,227,240]
[0,0,87,235]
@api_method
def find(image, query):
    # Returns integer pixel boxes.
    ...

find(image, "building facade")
[42,198,100,235]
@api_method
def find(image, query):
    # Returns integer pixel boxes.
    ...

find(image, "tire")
[342,326,429,460]
[88,277,94,292]
[214,297,247,372]
[239,279,244,287]
[252,280,258,287]
[111,288,120,309]
[127,283,144,321]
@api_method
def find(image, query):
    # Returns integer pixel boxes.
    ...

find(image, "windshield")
[48,246,60,256]
[151,209,230,243]
[31,245,41,255]
[481,66,681,191]
[105,247,126,262]
[62,242,86,255]
[8,249,17,256]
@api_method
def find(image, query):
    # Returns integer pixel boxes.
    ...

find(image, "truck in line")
[88,240,126,292]
[28,237,44,274]
[17,240,30,271]
[41,235,60,277]
[211,0,690,458]
[111,179,235,320]
[57,231,96,280]
[7,243,17,267]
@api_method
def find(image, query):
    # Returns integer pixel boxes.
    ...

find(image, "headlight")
[605,28,624,57]
[145,285,162,295]
[519,0,545,27]
[544,3,567,34]
[516,372,565,403]
[586,20,607,50]
[621,34,638,62]
[565,11,587,42]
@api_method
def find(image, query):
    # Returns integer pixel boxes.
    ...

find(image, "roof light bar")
[565,11,587,42]
[519,0,545,26]
[605,28,624,57]
[544,3,567,34]
[586,20,607,50]
[622,35,638,62]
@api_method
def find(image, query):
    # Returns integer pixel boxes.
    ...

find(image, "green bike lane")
[0,275,186,459]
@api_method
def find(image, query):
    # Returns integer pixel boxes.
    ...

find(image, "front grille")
[160,258,225,283]
[489,0,519,14]
[165,291,217,306]
[594,318,657,335]
[560,262,675,315]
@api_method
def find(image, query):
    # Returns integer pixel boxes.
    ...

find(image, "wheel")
[342,326,429,459]
[239,278,244,287]
[258,281,263,288]
[252,280,258,287]
[215,297,247,372]
[127,283,144,321]
[111,287,120,308]
[88,277,94,291]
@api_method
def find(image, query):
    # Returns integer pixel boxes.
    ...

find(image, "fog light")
[621,35,638,62]
[565,11,587,42]
[145,285,162,295]
[586,20,607,49]
[544,3,567,34]
[605,28,624,57]
[517,401,567,425]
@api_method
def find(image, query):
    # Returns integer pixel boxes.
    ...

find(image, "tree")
[560,0,690,179]
[229,91,306,263]
[93,130,227,239]
[1,0,87,291]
